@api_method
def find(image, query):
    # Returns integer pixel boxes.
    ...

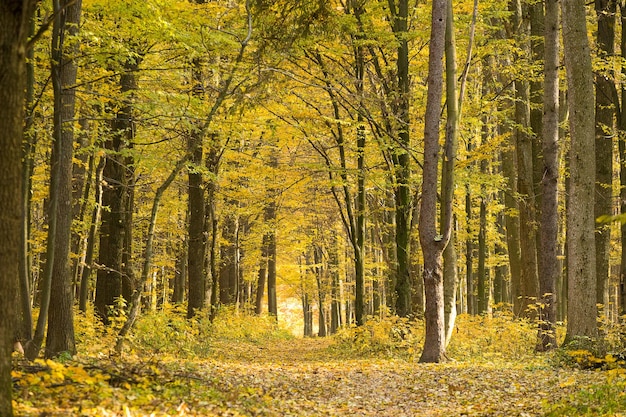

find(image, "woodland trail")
[13,335,610,416]
[191,337,604,417]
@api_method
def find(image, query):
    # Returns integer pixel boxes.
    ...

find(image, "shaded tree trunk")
[79,158,104,312]
[594,0,616,315]
[187,128,206,318]
[95,60,139,324]
[19,15,36,343]
[389,0,413,318]
[0,0,37,413]
[45,0,83,358]
[620,2,626,315]
[511,0,539,318]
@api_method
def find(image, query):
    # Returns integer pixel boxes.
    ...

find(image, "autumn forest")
[1,0,626,415]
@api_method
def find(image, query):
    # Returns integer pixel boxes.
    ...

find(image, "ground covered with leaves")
[11,310,626,416]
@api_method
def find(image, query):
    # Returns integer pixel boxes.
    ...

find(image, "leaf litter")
[12,336,613,416]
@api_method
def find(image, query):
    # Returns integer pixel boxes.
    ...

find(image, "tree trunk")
[477,180,488,314]
[267,222,278,317]
[314,245,327,337]
[329,233,341,333]
[418,0,448,363]
[443,0,461,344]
[45,0,83,358]
[187,128,206,318]
[79,158,104,312]
[529,0,545,276]
[465,185,474,314]
[115,158,186,353]
[95,60,139,324]
[594,0,616,315]
[391,0,413,318]
[562,0,598,340]
[511,0,540,318]
[0,0,36,413]
[219,213,239,306]
[536,0,560,352]
[620,3,626,316]
[19,15,36,343]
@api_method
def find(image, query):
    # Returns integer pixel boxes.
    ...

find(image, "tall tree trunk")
[561,0,598,341]
[477,174,488,314]
[255,236,269,315]
[329,232,341,333]
[511,0,539,317]
[419,0,448,363]
[45,0,83,358]
[529,0,545,276]
[536,0,560,352]
[19,14,36,342]
[267,221,278,317]
[594,0,616,315]
[79,158,104,312]
[390,0,413,318]
[94,60,139,324]
[219,213,239,306]
[0,1,37,413]
[187,128,206,318]
[314,245,327,337]
[443,0,462,344]
[115,158,186,353]
[620,3,626,315]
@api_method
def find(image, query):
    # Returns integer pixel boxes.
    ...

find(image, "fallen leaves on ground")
[12,336,617,416]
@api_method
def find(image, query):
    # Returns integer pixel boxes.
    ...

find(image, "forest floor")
[11,313,625,416]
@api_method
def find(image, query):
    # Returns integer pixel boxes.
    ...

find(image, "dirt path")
[168,338,604,416]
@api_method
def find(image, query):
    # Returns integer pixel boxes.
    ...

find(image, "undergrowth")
[331,313,539,363]
[74,304,293,359]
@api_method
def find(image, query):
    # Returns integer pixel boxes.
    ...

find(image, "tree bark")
[0,0,37,413]
[187,128,206,318]
[95,60,139,324]
[79,158,104,312]
[418,0,448,363]
[620,3,626,316]
[562,0,598,340]
[390,0,413,318]
[536,0,560,351]
[45,0,83,358]
[594,0,616,315]
[510,0,540,318]
[443,0,461,344]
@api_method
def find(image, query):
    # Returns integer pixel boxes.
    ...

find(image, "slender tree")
[594,0,616,315]
[419,0,449,363]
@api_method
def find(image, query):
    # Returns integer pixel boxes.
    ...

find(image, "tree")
[536,0,559,351]
[594,0,616,314]
[388,0,413,318]
[0,0,38,413]
[418,0,449,363]
[94,58,140,324]
[510,0,539,317]
[45,0,82,358]
[561,0,598,340]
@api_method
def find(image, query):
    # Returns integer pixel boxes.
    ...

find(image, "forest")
[1,0,626,415]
